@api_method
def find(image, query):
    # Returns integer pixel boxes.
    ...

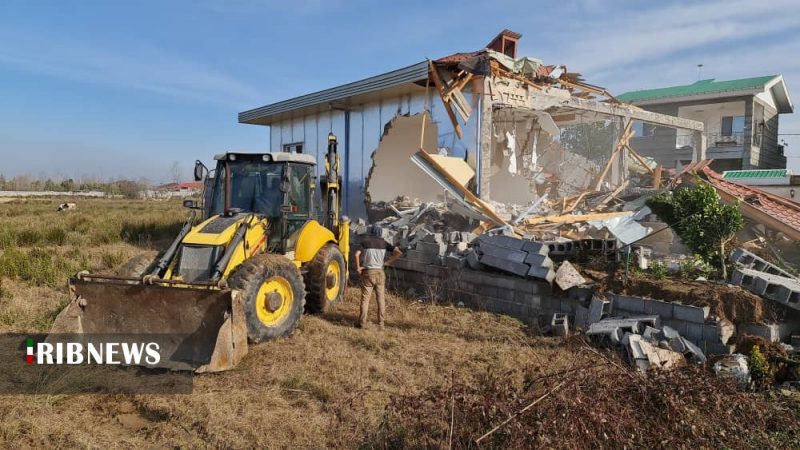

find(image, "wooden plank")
[415,150,516,231]
[593,120,632,190]
[562,190,593,214]
[525,210,633,226]
[428,60,463,139]
[653,164,663,189]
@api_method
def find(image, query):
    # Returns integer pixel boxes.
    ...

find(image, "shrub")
[647,183,743,279]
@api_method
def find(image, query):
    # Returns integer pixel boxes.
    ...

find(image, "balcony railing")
[709,132,744,147]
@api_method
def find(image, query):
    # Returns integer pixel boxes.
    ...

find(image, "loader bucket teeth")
[49,277,248,372]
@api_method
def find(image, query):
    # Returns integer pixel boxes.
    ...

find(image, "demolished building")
[239,30,800,372]
[239,30,705,221]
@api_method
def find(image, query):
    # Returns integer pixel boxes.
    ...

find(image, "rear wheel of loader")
[229,254,305,343]
[304,243,346,313]
[116,252,157,277]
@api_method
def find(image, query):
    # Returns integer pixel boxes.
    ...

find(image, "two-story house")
[617,75,794,172]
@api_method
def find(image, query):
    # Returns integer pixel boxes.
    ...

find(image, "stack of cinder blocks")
[469,235,556,283]
[729,248,800,312]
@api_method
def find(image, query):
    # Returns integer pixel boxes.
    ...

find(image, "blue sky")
[1,0,799,183]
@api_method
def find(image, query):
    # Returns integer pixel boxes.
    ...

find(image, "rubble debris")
[554,261,585,291]
[587,315,704,371]
[714,354,751,388]
[729,248,797,280]
[410,149,512,228]
[731,268,800,312]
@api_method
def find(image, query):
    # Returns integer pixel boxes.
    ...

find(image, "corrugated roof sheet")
[723,169,789,179]
[617,75,778,103]
[238,61,429,125]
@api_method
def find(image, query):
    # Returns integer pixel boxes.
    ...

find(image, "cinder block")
[525,294,542,310]
[527,265,555,283]
[702,341,734,355]
[479,244,528,264]
[444,255,467,269]
[574,305,589,328]
[404,249,437,264]
[731,268,757,289]
[702,320,735,345]
[522,240,549,256]
[476,234,525,251]
[672,303,709,324]
[479,254,530,277]
[393,258,427,273]
[611,294,646,314]
[551,313,569,336]
[683,322,704,342]
[486,275,516,290]
[568,285,595,302]
[739,323,781,342]
[642,298,674,319]
[588,296,611,325]
[466,249,483,270]
[730,247,797,280]
[524,252,553,267]
[416,241,446,257]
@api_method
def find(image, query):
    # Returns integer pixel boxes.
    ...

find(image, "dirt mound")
[584,269,782,324]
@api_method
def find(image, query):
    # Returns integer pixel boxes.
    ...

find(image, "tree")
[647,182,743,279]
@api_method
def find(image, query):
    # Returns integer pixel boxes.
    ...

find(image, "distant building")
[618,75,794,172]
[720,169,800,202]
[145,182,203,199]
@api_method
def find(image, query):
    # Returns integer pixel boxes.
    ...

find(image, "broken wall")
[365,114,444,205]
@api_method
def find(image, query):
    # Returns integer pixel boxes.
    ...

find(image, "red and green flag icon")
[26,337,34,364]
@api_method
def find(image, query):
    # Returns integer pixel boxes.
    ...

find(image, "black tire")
[116,253,157,277]
[304,244,346,314]
[228,254,306,343]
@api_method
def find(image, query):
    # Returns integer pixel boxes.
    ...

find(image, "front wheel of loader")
[116,252,157,277]
[304,243,346,314]
[229,254,306,343]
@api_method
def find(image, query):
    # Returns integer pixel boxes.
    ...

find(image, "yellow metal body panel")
[294,220,335,264]
[338,219,350,265]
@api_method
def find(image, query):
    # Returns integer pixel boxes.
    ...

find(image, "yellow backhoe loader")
[50,134,349,372]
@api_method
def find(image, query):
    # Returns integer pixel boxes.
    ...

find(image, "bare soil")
[584,268,785,324]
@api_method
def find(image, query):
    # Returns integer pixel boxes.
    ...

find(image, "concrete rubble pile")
[583,306,705,372]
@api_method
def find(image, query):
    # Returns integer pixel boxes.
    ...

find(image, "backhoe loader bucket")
[50,274,248,373]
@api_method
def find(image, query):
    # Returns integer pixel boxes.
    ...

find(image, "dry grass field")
[0,198,797,449]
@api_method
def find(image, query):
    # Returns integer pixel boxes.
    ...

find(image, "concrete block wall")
[387,262,793,353]
[387,261,567,327]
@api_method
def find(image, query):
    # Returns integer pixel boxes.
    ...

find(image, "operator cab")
[198,152,317,251]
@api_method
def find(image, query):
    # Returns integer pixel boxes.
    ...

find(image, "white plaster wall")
[678,101,746,137]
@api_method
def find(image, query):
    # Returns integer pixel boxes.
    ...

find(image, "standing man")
[354,225,403,329]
